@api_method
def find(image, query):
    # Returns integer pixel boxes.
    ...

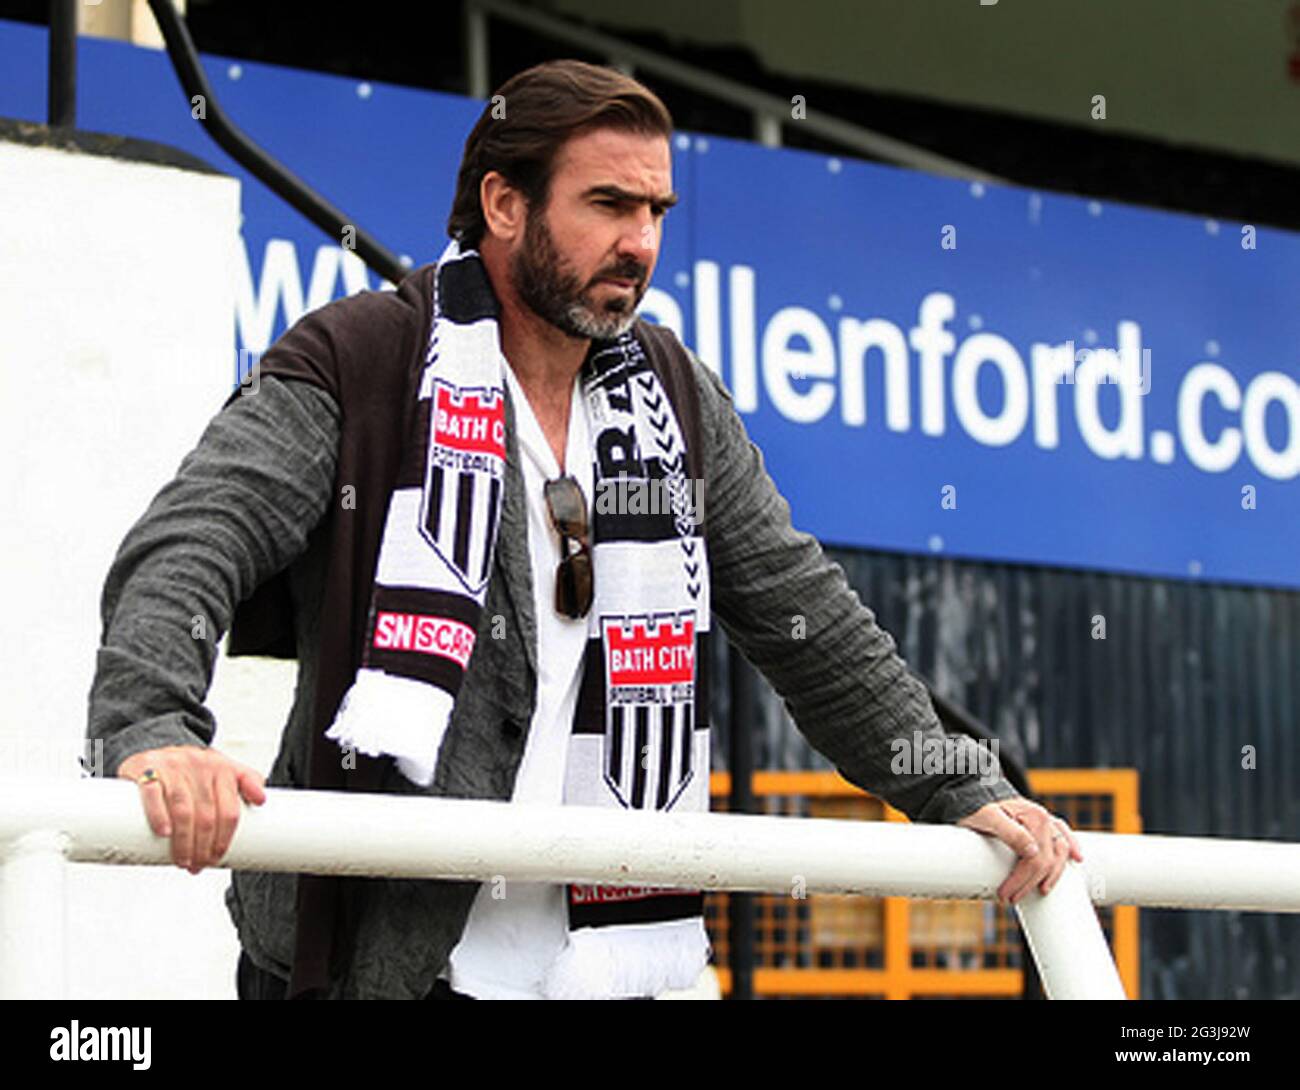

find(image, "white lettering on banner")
[911,292,956,437]
[1031,341,1075,448]
[1181,364,1300,479]
[1241,371,1300,480]
[762,306,837,423]
[1073,321,1146,459]
[839,317,911,430]
[684,264,1295,481]
[729,264,760,411]
[234,241,1297,481]
[236,236,373,354]
[951,332,1030,447]
[1179,364,1242,473]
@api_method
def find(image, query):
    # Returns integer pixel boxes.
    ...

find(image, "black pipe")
[923,678,1032,798]
[145,0,407,286]
[47,0,76,128]
[726,642,757,1000]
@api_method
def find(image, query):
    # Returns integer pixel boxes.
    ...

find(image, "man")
[87,59,1081,1000]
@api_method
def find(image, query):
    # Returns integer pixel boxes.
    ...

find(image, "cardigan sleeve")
[689,352,1021,825]
[86,376,341,778]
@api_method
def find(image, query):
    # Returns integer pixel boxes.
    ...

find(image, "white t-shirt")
[439,358,594,999]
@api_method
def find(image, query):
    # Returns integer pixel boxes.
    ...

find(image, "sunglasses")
[544,475,593,619]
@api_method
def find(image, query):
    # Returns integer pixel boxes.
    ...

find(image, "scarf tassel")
[541,917,712,999]
[324,668,453,788]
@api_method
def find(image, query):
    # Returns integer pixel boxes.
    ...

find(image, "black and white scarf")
[326,240,712,999]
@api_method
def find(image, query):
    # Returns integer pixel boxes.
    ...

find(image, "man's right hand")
[117,746,267,875]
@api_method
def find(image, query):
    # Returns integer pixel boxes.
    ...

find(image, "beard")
[508,207,649,341]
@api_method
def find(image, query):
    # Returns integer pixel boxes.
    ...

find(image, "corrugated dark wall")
[710,548,1300,1000]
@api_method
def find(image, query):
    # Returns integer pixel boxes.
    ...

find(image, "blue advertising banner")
[3,20,1298,588]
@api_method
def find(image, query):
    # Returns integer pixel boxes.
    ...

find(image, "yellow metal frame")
[707,768,1142,999]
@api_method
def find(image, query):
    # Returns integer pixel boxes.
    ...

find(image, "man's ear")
[480,171,527,243]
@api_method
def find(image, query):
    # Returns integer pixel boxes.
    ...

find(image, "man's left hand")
[956,797,1083,906]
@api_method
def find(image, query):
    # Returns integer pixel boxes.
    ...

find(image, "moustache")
[590,264,647,288]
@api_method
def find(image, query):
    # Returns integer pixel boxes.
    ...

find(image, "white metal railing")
[3,778,1299,999]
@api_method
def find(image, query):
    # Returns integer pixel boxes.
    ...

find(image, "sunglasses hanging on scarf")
[544,474,593,619]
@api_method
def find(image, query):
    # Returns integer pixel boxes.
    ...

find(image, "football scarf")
[325,239,712,999]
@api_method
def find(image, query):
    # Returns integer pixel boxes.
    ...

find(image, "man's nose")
[618,208,658,261]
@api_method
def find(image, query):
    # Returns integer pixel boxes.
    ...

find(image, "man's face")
[508,127,675,341]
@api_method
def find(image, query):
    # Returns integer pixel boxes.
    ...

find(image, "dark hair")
[447,59,674,248]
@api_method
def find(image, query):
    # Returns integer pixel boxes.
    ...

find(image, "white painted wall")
[0,137,295,998]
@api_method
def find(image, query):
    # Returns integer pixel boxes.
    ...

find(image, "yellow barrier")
[707,769,1141,999]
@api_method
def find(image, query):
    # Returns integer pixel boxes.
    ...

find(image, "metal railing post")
[464,3,490,100]
[754,114,781,148]
[1015,861,1126,999]
[47,0,77,128]
[144,0,408,285]
[0,828,70,999]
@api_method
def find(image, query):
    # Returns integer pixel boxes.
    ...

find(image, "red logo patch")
[434,386,506,457]
[606,616,696,685]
